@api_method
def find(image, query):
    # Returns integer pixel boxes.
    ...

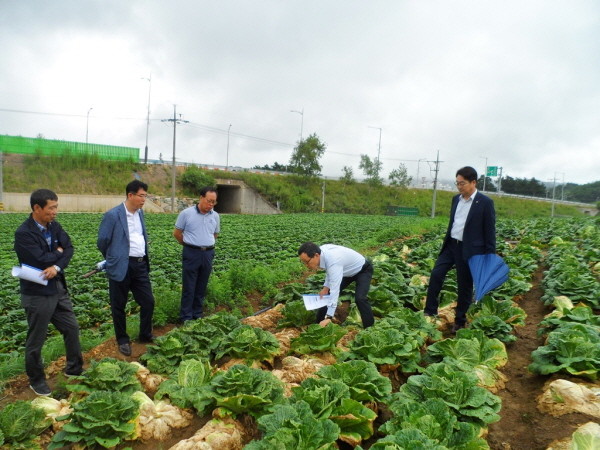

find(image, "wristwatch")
[324,315,333,321]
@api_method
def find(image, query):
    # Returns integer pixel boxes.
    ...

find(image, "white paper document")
[302,294,331,310]
[12,264,49,286]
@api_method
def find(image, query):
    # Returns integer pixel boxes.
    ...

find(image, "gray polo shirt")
[174,205,220,246]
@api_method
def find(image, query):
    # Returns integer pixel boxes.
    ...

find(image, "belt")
[129,256,145,262]
[184,244,215,251]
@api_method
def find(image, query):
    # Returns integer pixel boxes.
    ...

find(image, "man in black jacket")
[424,166,496,332]
[14,189,83,396]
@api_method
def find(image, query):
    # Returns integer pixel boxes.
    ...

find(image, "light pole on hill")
[142,75,152,164]
[290,108,304,141]
[86,107,93,144]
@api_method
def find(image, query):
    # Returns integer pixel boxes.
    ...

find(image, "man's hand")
[319,318,332,327]
[42,266,59,280]
[57,246,64,253]
[319,287,330,298]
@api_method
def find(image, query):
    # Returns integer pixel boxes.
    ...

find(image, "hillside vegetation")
[2,153,590,218]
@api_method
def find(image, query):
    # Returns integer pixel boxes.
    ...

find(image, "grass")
[2,153,588,217]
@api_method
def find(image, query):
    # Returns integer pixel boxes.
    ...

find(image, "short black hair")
[200,186,217,197]
[456,166,478,183]
[30,189,58,210]
[298,242,321,257]
[126,180,148,196]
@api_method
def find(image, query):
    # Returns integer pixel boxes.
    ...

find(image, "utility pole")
[551,173,557,218]
[321,181,325,213]
[142,75,152,164]
[497,166,503,194]
[561,172,565,200]
[161,105,188,213]
[430,150,442,218]
[226,124,232,170]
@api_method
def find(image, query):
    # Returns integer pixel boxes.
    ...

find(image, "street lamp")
[226,124,232,170]
[290,108,304,141]
[142,75,152,164]
[86,107,93,144]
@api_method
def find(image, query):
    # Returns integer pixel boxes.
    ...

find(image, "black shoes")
[118,342,132,356]
[64,370,83,378]
[30,380,51,396]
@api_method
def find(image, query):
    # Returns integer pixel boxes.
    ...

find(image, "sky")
[1,1,599,187]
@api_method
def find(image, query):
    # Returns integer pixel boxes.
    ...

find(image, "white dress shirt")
[319,244,365,316]
[124,204,146,257]
[451,190,477,241]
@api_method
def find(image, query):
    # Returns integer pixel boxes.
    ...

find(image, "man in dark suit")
[14,189,83,396]
[424,166,496,332]
[97,180,155,356]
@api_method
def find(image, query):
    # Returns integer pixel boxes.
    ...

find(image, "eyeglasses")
[203,198,217,205]
[455,181,469,187]
[301,255,314,266]
[134,193,148,198]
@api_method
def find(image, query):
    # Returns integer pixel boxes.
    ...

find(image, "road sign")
[486,166,498,177]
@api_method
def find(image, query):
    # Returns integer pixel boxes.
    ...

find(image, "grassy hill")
[2,153,591,218]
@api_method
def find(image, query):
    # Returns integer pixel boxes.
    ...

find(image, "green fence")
[386,206,419,216]
[0,135,139,161]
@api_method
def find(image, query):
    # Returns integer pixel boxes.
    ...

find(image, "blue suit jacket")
[441,191,496,260]
[97,203,150,282]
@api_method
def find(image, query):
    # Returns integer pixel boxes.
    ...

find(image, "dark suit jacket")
[14,215,73,296]
[440,191,496,260]
[97,203,150,282]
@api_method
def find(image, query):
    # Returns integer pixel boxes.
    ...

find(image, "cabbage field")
[0,213,598,449]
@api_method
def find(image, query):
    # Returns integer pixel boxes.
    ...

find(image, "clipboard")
[302,294,331,310]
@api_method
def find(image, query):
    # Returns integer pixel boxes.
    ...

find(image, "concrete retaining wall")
[1,193,163,213]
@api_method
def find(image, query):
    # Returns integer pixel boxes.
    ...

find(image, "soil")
[485,267,596,450]
[1,267,596,449]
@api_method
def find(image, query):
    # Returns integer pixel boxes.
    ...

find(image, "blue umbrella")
[468,253,510,302]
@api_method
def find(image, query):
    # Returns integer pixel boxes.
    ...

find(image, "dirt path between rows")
[486,267,596,450]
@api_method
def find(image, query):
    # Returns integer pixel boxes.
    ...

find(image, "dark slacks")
[316,260,375,328]
[424,239,473,325]
[180,247,214,321]
[21,279,83,383]
[109,258,155,345]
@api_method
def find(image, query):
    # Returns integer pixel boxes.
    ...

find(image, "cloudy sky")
[1,1,599,186]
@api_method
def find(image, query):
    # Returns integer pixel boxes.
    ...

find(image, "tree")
[477,175,497,192]
[388,164,413,188]
[179,166,216,196]
[253,162,290,172]
[359,154,383,186]
[340,166,355,184]
[288,133,326,176]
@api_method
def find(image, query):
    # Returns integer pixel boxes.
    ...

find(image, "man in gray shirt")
[173,186,220,322]
[298,242,374,328]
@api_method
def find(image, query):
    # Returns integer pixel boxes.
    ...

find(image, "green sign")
[486,166,498,177]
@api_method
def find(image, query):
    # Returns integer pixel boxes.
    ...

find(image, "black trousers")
[316,260,375,328]
[424,239,473,325]
[21,279,83,383]
[109,258,155,345]
[180,247,214,321]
